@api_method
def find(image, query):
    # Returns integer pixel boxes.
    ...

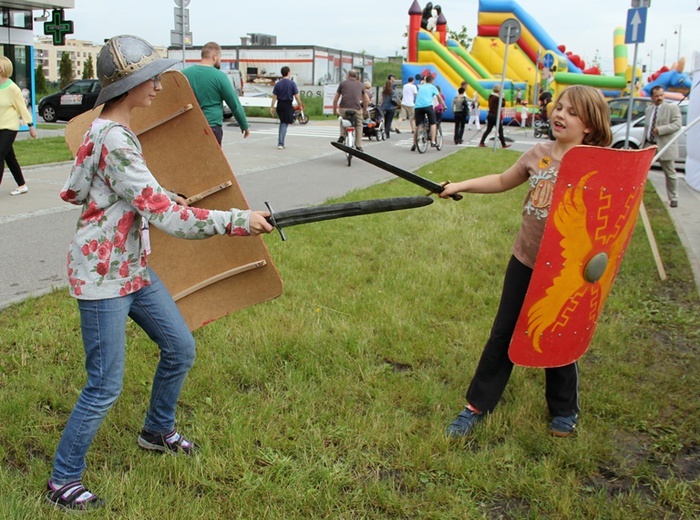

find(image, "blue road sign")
[625,7,647,44]
[543,54,554,69]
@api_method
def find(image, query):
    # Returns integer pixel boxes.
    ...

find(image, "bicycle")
[339,110,358,167]
[415,112,443,154]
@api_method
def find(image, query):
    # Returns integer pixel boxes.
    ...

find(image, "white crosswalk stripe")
[252,125,340,139]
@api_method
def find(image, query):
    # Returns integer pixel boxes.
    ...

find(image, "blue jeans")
[278,121,289,147]
[50,269,195,484]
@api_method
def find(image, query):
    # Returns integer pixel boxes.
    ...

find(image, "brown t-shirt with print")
[511,141,560,268]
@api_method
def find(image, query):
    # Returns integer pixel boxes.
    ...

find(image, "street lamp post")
[673,25,682,62]
[661,39,667,66]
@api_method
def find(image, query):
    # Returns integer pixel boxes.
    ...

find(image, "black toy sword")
[264,196,433,241]
[330,142,463,201]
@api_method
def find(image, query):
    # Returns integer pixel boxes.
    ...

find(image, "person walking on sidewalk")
[380,79,400,140]
[451,87,467,144]
[270,66,303,150]
[467,97,482,132]
[46,35,273,512]
[182,41,248,145]
[479,84,509,148]
[0,56,36,196]
[399,76,418,136]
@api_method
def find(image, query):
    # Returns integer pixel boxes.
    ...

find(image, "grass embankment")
[0,149,697,518]
[14,136,73,165]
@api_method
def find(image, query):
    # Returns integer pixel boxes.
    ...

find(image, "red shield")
[509,146,655,368]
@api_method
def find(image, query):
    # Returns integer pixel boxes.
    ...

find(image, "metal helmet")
[95,35,178,106]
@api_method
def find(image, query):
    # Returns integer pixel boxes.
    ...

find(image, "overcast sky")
[60,0,699,75]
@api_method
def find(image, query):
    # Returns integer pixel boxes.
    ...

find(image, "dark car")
[38,79,101,123]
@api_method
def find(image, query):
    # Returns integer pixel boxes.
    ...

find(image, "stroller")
[362,103,386,141]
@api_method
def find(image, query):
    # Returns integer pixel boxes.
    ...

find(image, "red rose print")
[96,240,113,260]
[89,240,99,252]
[60,189,77,203]
[119,261,130,277]
[119,281,132,296]
[147,193,171,214]
[114,212,135,249]
[133,186,155,212]
[190,207,210,221]
[82,201,105,223]
[98,144,109,171]
[75,141,94,167]
[96,261,109,276]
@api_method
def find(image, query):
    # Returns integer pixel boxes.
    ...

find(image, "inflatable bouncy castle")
[402,0,692,121]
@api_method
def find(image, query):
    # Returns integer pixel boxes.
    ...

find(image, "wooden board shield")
[65,71,283,331]
[508,146,655,368]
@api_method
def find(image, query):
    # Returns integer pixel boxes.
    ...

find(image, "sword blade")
[265,196,433,240]
[330,142,463,201]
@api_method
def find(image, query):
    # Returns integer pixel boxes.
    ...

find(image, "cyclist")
[412,74,440,152]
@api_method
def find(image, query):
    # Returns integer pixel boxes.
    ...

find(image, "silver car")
[610,100,688,167]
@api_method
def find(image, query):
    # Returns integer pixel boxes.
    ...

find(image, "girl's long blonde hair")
[554,85,612,147]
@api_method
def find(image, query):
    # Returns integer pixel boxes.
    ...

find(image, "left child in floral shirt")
[46,35,273,513]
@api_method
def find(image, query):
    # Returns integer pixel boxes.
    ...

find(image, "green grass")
[1,149,698,518]
[14,136,73,165]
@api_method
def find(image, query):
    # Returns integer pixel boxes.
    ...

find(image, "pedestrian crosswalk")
[251,124,340,139]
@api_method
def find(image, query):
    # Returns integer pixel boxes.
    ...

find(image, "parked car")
[38,79,101,123]
[608,96,653,126]
[610,100,688,167]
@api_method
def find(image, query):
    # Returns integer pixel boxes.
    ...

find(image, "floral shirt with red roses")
[61,118,252,299]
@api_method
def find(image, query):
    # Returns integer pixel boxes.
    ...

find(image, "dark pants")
[479,114,506,147]
[0,129,25,187]
[383,109,395,139]
[453,112,466,143]
[466,256,580,417]
[211,125,223,145]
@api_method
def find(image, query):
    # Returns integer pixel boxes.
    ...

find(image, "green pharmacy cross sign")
[44,9,74,45]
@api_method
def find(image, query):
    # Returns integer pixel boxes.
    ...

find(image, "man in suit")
[644,86,682,207]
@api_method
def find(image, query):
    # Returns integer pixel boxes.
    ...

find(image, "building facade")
[0,1,74,117]
[168,44,374,90]
[34,36,167,84]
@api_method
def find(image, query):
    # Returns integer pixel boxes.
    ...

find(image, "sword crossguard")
[264,200,287,241]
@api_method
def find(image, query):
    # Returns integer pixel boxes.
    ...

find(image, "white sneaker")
[277,145,284,150]
[10,186,28,196]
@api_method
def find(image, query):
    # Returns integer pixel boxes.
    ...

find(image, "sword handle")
[264,200,287,241]
[435,181,463,201]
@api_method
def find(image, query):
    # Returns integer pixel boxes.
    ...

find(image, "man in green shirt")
[182,42,248,145]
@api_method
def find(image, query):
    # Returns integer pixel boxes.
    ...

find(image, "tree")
[82,55,94,79]
[447,25,472,49]
[35,64,47,95]
[59,52,73,88]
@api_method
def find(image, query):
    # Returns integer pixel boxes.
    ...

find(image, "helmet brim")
[95,57,179,107]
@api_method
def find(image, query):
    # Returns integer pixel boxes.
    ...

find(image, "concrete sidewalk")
[647,169,700,297]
